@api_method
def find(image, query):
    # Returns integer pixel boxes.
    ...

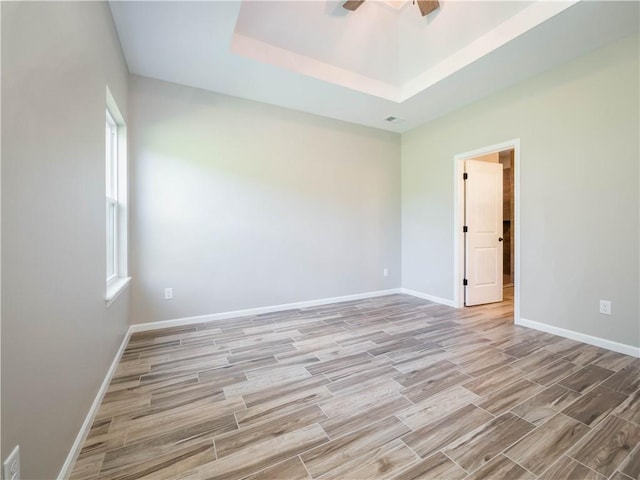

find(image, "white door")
[465,159,503,306]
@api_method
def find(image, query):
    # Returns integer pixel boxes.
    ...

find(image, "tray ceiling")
[109,1,639,132]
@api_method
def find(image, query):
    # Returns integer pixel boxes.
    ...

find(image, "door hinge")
[463,226,468,233]
[463,173,468,180]
[463,279,468,286]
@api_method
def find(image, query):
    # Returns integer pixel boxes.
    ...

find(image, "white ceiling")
[109,1,639,132]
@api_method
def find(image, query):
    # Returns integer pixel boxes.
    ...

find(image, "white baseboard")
[517,317,640,358]
[58,329,132,480]
[400,288,457,308]
[129,289,403,333]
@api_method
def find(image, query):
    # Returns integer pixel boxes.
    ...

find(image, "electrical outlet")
[3,445,20,480]
[383,268,389,277]
[164,288,173,300]
[599,300,612,315]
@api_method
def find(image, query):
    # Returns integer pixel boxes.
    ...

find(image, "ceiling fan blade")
[343,0,366,11]
[416,0,439,16]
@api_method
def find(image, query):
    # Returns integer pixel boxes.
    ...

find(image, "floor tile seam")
[121,426,133,447]
[611,413,640,428]
[558,379,602,396]
[305,436,410,479]
[149,357,231,375]
[470,376,542,408]
[402,367,473,391]
[395,438,422,466]
[567,451,611,478]
[179,336,219,347]
[298,454,314,479]
[214,421,332,469]
[610,471,634,480]
[418,406,533,473]
[618,441,640,475]
[294,424,333,462]
[376,453,424,480]
[77,453,107,480]
[449,356,510,374]
[564,402,607,429]
[523,372,564,389]
[397,437,424,463]
[396,391,416,408]
[500,450,539,478]
[427,411,500,460]
[315,383,336,404]
[323,361,397,383]
[439,449,468,475]
[385,376,405,393]
[230,410,241,436]
[555,410,597,430]
[230,401,328,436]
[557,350,602,366]
[491,381,553,415]
[565,415,615,457]
[473,414,537,469]
[111,369,145,383]
[559,389,626,423]
[203,356,279,376]
[604,416,640,469]
[453,384,489,405]
[314,399,333,422]
[506,356,562,377]
[460,372,516,398]
[394,415,414,436]
[497,345,546,360]
[314,409,405,443]
[505,406,541,426]
[119,408,229,448]
[390,370,430,390]
[309,420,339,444]
[233,397,312,431]
[211,437,217,462]
[470,402,497,419]
[597,383,636,397]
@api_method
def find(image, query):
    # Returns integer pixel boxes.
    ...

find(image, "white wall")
[1,2,130,478]
[129,75,401,324]
[402,33,639,350]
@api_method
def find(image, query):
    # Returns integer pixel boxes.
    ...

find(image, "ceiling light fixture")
[343,0,439,17]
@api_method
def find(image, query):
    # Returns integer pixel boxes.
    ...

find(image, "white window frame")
[105,87,130,306]
[106,110,118,284]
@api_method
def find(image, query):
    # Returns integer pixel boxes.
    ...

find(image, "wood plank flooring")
[70,291,640,480]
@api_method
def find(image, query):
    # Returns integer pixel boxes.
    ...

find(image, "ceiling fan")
[343,0,439,17]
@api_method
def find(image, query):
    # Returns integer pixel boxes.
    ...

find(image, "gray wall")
[129,76,401,324]
[402,33,639,349]
[1,2,130,478]
[1,4,637,477]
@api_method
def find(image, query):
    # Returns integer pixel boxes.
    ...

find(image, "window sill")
[106,276,131,307]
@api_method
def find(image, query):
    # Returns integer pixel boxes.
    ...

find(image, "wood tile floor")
[70,292,640,480]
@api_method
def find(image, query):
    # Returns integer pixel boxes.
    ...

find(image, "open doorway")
[500,150,515,288]
[453,140,520,323]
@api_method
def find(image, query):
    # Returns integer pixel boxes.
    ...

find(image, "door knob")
[498,237,504,242]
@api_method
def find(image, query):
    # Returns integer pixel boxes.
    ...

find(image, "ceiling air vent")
[384,116,404,123]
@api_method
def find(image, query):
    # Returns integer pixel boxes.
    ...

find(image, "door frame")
[453,139,520,321]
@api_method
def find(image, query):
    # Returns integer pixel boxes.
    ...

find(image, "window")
[106,110,118,283]
[105,89,130,305]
